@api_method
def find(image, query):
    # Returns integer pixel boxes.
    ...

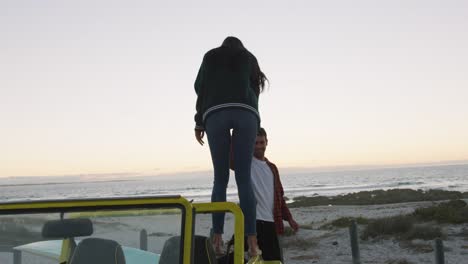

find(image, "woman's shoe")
[247,254,263,264]
[247,247,262,263]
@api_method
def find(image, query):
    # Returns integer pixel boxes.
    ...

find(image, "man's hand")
[288,219,299,233]
[195,129,205,146]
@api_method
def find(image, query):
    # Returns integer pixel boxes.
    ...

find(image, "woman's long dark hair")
[251,61,267,96]
[222,36,268,96]
[222,36,245,49]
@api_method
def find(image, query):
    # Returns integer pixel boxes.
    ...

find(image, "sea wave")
[1,164,467,203]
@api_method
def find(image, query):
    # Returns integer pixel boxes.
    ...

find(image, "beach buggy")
[0,196,282,264]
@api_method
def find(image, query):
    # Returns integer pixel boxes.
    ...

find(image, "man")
[231,127,299,261]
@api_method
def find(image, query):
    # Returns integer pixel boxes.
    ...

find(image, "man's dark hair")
[257,127,267,140]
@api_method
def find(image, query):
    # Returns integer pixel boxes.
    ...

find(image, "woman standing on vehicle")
[194,36,267,260]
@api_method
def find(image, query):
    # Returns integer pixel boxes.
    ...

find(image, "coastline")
[182,189,468,263]
[1,189,468,264]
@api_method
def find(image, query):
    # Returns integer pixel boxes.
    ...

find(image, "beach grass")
[321,216,369,229]
[289,189,468,208]
[360,199,468,240]
[361,215,415,240]
[413,199,468,224]
[385,259,416,264]
[308,198,468,242]
[361,217,444,241]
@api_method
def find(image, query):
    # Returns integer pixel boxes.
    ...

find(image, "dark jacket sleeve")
[194,58,205,130]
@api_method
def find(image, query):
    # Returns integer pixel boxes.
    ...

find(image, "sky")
[1,0,468,178]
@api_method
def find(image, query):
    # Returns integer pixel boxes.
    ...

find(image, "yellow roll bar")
[0,196,194,264]
[0,197,257,264]
[193,202,245,264]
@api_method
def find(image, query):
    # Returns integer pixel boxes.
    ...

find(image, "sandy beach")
[281,201,468,263]
[195,199,467,263]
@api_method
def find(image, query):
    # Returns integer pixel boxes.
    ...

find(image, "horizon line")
[2,159,468,179]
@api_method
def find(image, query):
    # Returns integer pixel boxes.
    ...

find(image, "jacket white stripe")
[202,103,260,122]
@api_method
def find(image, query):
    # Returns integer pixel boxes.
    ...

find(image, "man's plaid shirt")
[264,158,294,235]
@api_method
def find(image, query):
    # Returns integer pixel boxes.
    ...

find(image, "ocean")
[1,164,468,203]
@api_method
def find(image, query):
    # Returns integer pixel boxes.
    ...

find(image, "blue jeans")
[205,108,258,235]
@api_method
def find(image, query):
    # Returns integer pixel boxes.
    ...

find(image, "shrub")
[361,215,415,240]
[321,217,369,229]
[361,214,446,241]
[289,189,467,208]
[414,200,468,224]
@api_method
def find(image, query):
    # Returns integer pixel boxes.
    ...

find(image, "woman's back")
[199,46,256,100]
[195,46,259,128]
